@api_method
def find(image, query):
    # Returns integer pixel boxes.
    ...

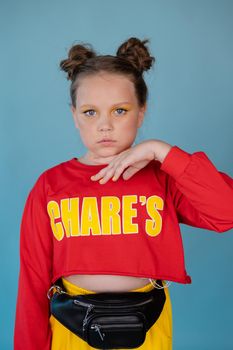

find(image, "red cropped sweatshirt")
[14,145,233,349]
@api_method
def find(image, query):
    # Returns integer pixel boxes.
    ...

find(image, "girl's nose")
[98,115,113,131]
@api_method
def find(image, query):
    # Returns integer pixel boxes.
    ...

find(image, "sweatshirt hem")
[52,270,192,285]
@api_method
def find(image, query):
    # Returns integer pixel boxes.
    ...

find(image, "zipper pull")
[83,304,94,329]
[73,299,94,331]
[73,299,93,308]
[91,324,105,341]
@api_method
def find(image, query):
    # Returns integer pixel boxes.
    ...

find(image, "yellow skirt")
[50,278,172,350]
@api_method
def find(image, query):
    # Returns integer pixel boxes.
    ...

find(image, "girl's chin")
[89,152,120,163]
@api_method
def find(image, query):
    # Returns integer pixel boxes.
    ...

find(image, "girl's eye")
[115,108,127,115]
[83,109,96,117]
[83,108,127,117]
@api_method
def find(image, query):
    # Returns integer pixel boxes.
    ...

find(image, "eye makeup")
[81,104,132,117]
[80,102,132,111]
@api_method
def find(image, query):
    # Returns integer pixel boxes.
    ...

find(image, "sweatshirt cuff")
[160,145,191,179]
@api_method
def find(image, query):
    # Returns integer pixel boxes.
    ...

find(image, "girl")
[14,37,233,350]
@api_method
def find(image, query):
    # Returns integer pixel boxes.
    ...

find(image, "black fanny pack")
[48,279,166,349]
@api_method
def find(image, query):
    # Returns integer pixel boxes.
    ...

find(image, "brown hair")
[59,37,155,108]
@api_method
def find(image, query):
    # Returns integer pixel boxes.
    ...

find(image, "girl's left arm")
[14,173,53,350]
[160,145,233,233]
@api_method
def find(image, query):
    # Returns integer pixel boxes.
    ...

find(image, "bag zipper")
[73,296,154,309]
[73,298,147,337]
[90,324,105,341]
[90,322,144,342]
[73,299,95,331]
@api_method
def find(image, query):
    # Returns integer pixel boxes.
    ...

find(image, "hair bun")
[116,37,155,74]
[59,43,96,80]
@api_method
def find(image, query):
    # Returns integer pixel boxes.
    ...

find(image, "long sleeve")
[160,146,233,233]
[14,173,53,350]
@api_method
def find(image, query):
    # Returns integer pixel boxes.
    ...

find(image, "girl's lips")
[98,140,116,143]
[98,140,117,146]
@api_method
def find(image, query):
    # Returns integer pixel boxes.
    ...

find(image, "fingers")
[122,166,139,180]
[89,142,154,184]
[91,157,129,184]
[91,168,113,184]
[98,169,116,184]
[108,162,128,182]
[90,150,142,184]
[91,163,117,184]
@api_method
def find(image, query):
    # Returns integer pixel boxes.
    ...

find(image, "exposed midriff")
[63,274,151,292]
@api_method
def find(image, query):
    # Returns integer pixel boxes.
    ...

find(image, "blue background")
[1,1,233,349]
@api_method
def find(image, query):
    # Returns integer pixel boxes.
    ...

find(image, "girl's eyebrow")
[79,102,132,109]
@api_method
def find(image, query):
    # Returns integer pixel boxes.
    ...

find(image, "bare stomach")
[63,274,151,292]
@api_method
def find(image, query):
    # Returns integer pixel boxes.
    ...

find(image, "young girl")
[14,37,233,350]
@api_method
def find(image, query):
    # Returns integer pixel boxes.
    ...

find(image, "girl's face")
[71,72,146,163]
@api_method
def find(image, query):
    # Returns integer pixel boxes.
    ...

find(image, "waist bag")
[48,279,166,349]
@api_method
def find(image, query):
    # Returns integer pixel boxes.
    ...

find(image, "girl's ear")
[71,105,79,129]
[137,103,147,128]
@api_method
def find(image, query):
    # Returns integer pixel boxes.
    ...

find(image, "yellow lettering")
[101,197,121,234]
[47,194,164,241]
[47,200,64,241]
[60,198,80,237]
[122,195,138,234]
[146,195,164,237]
[80,197,101,235]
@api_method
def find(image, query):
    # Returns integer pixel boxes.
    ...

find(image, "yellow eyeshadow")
[80,104,132,113]
[113,105,131,111]
[118,104,131,108]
